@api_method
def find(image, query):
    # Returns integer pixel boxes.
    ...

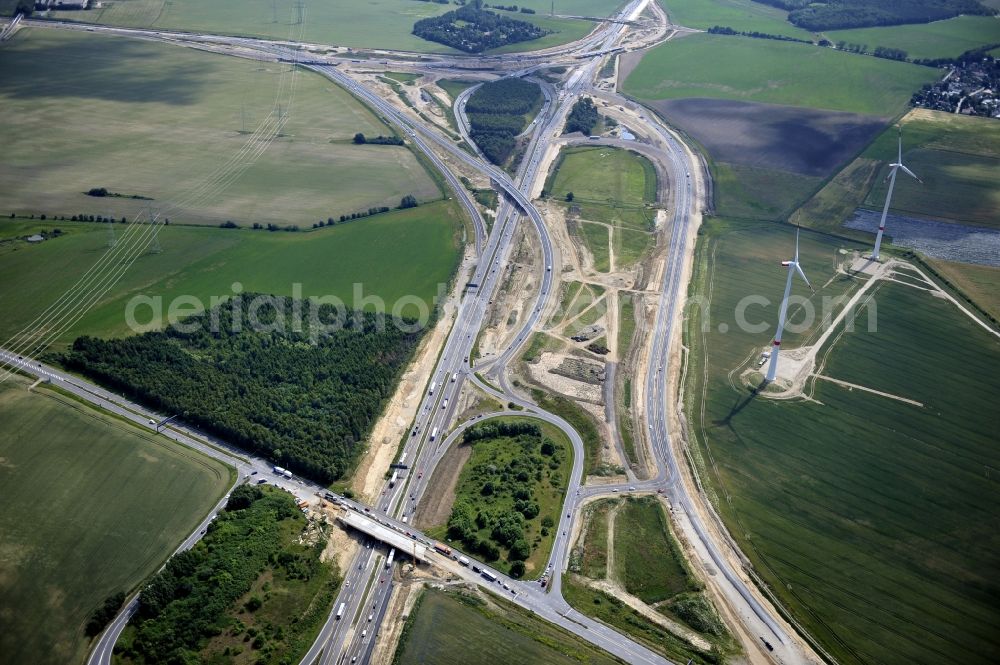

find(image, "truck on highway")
[481,570,498,583]
[451,372,458,382]
[386,548,395,569]
[434,543,452,556]
[458,556,470,566]
[272,466,293,479]
[441,398,448,410]
[429,381,436,395]
[389,470,399,487]
[336,602,346,620]
[430,427,438,441]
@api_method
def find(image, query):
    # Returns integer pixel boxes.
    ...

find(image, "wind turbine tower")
[765,228,813,383]
[871,129,922,261]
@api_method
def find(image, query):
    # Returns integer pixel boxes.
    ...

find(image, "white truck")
[458,556,470,567]
[336,602,346,620]
[429,381,436,395]
[389,470,399,487]
[430,427,438,441]
[451,372,458,382]
[273,466,292,479]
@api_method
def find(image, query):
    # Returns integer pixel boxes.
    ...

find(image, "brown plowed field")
[648,98,887,176]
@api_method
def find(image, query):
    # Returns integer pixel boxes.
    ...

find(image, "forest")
[750,0,994,30]
[465,77,542,165]
[62,296,423,484]
[412,5,550,53]
[115,486,338,664]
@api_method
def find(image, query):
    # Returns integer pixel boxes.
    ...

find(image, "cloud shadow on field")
[648,98,889,177]
[0,33,214,106]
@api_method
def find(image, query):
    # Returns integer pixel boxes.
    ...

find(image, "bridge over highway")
[336,510,429,563]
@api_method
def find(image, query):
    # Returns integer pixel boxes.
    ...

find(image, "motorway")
[4,5,816,665]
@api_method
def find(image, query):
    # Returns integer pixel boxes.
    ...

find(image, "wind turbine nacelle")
[781,260,792,267]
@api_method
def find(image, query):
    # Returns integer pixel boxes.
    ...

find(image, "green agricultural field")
[613,497,694,604]
[0,200,462,349]
[685,219,1000,664]
[623,34,937,115]
[713,163,822,221]
[826,15,1000,60]
[48,0,617,54]
[0,30,439,228]
[394,587,624,665]
[0,378,233,665]
[429,418,572,578]
[660,0,812,39]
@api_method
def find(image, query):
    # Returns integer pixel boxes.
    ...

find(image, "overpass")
[336,510,429,563]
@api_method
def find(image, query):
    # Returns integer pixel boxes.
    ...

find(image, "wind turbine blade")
[794,227,801,262]
[795,263,813,291]
[899,164,922,183]
[897,132,902,163]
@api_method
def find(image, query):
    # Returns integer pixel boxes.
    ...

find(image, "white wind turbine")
[871,130,922,261]
[765,228,812,383]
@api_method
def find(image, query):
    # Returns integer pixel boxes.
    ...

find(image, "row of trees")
[352,132,404,145]
[750,0,994,31]
[63,297,423,484]
[706,25,810,44]
[564,97,599,135]
[412,5,550,53]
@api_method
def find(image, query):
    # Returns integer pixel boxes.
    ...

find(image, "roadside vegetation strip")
[394,586,624,665]
[561,574,728,665]
[580,222,612,272]
[114,485,339,664]
[0,29,439,228]
[623,34,938,116]
[0,201,462,347]
[0,377,233,665]
[685,221,1000,665]
[529,388,604,476]
[427,417,572,578]
[576,498,618,579]
[613,497,699,604]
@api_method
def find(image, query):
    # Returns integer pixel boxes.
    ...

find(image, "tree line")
[352,132,405,146]
[749,0,994,31]
[63,297,423,484]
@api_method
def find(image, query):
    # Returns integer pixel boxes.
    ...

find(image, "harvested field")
[649,98,888,177]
